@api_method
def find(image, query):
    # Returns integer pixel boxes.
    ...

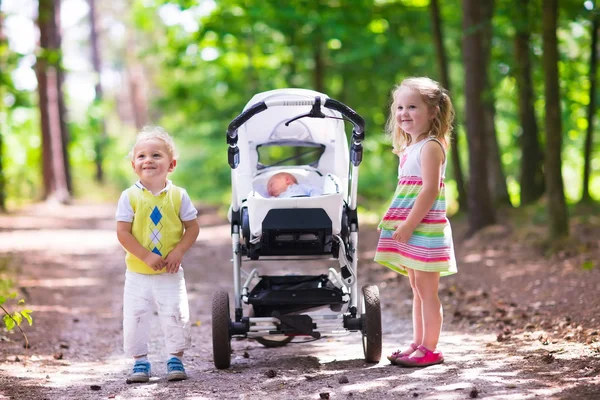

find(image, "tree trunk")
[462,0,496,234]
[126,32,148,129]
[37,0,70,203]
[581,11,599,203]
[0,13,7,212]
[88,0,107,183]
[430,0,467,212]
[514,0,545,205]
[54,0,72,195]
[542,0,568,238]
[47,68,70,202]
[480,0,511,207]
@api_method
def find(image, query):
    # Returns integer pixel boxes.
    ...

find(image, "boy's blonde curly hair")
[128,125,179,161]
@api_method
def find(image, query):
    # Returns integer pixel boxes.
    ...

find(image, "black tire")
[361,284,382,363]
[212,290,232,369]
[249,308,293,347]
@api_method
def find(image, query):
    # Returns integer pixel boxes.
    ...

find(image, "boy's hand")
[144,253,166,271]
[165,249,183,274]
[392,222,414,244]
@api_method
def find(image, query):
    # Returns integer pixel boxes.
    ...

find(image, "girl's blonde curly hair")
[386,77,455,155]
[128,125,179,161]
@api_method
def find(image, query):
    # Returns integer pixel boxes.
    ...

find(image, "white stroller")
[212,88,381,369]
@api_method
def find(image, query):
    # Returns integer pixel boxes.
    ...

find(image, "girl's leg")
[390,268,422,359]
[408,268,423,350]
[123,271,154,359]
[413,270,442,354]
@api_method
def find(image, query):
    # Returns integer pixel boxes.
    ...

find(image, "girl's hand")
[165,249,183,274]
[144,253,166,271]
[392,222,414,243]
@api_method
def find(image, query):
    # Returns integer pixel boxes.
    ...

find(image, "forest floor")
[0,201,599,399]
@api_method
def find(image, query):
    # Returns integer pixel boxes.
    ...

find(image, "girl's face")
[394,87,434,140]
[131,138,176,186]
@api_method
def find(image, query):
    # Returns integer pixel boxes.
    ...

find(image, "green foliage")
[582,260,596,270]
[1,0,599,217]
[0,276,33,342]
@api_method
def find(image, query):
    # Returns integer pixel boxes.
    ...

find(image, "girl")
[374,77,458,367]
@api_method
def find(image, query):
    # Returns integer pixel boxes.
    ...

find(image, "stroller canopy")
[233,88,350,204]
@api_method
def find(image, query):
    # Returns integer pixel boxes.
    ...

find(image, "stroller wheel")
[361,284,382,363]
[212,290,232,369]
[249,308,293,347]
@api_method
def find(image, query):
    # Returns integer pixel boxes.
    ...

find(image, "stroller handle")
[226,97,365,169]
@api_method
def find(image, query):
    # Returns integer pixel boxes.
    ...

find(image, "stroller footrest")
[260,209,333,256]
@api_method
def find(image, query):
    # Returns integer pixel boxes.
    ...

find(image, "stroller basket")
[248,275,344,316]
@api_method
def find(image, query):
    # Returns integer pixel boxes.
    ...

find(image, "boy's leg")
[123,271,154,381]
[155,268,191,380]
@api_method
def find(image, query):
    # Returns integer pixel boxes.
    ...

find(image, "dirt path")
[0,202,599,399]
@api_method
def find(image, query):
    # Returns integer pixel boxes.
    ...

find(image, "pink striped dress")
[374,138,457,276]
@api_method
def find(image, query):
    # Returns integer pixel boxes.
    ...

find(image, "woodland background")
[0,0,598,240]
[0,1,599,397]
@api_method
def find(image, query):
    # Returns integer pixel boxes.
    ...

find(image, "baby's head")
[129,126,179,162]
[267,172,298,197]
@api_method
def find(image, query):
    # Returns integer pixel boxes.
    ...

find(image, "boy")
[116,126,199,382]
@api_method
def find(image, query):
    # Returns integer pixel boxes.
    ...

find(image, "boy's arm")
[116,221,165,271]
[164,218,200,273]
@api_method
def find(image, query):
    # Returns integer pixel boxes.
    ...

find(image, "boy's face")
[268,174,291,197]
[131,138,176,185]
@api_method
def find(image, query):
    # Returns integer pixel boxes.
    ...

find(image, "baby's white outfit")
[277,183,322,198]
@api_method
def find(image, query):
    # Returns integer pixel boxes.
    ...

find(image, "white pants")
[123,269,191,357]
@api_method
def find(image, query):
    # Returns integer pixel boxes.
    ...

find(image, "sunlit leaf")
[3,314,15,331]
[582,260,595,270]
[12,312,23,326]
[20,310,33,326]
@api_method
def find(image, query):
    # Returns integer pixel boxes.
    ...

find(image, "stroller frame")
[212,90,382,369]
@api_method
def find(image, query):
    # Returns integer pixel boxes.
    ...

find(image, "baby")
[267,172,321,198]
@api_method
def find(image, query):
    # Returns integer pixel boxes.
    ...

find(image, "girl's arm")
[392,141,444,242]
[164,218,200,273]
[117,221,165,270]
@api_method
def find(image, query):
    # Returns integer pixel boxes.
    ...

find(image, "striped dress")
[374,138,457,276]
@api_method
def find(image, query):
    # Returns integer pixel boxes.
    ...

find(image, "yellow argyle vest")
[125,185,183,274]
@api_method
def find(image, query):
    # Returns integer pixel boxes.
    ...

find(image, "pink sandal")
[387,343,418,364]
[393,345,444,367]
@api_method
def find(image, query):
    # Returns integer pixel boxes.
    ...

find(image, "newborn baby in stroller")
[267,172,322,198]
